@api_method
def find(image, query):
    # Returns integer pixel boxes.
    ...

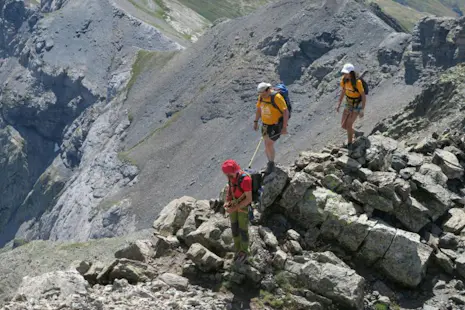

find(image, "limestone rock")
[186,243,224,272]
[258,226,279,250]
[432,149,464,179]
[153,196,196,236]
[378,230,433,287]
[443,208,465,233]
[261,167,289,209]
[114,240,154,263]
[159,273,189,291]
[280,172,316,209]
[16,270,88,301]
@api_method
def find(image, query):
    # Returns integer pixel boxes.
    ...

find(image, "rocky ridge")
[1,0,465,277]
[2,127,465,310]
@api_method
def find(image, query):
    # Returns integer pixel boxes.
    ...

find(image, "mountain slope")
[368,0,465,31]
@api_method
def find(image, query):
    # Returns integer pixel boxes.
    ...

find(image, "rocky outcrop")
[404,17,465,84]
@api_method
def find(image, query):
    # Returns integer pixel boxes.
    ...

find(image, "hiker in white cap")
[254,82,289,174]
[336,63,367,151]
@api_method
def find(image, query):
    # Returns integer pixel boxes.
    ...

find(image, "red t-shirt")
[227,173,252,201]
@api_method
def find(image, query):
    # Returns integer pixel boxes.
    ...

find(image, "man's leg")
[230,210,240,253]
[237,208,249,255]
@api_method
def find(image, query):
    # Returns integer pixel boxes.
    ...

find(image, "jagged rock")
[367,171,397,187]
[185,214,233,255]
[286,240,303,255]
[15,270,88,301]
[338,214,377,252]
[262,167,289,209]
[320,197,358,240]
[322,174,343,192]
[249,226,273,273]
[400,167,416,180]
[303,162,325,175]
[445,145,465,162]
[411,173,457,220]
[391,154,407,172]
[414,137,438,154]
[303,226,320,249]
[432,149,464,179]
[233,263,262,283]
[107,259,157,284]
[394,197,430,233]
[443,208,465,233]
[186,243,224,272]
[300,257,365,309]
[442,248,458,261]
[71,260,92,275]
[378,230,433,287]
[358,222,396,266]
[287,229,301,241]
[153,234,180,258]
[290,295,323,310]
[352,181,394,212]
[377,32,411,66]
[439,232,460,250]
[455,254,465,279]
[284,260,303,274]
[153,196,196,237]
[294,187,336,228]
[336,155,361,172]
[394,178,411,201]
[273,250,287,269]
[434,251,454,274]
[419,163,448,187]
[295,151,331,168]
[357,167,373,182]
[83,261,105,285]
[114,240,154,263]
[365,135,398,171]
[280,172,316,209]
[159,273,189,291]
[258,226,279,250]
[178,200,210,241]
[405,152,425,167]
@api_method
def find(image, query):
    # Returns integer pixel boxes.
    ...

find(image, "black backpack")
[350,71,369,95]
[233,171,263,203]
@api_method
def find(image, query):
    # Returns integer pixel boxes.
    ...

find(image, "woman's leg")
[341,109,350,130]
[346,112,359,144]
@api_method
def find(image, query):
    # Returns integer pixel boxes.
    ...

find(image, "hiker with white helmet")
[254,82,289,174]
[336,63,367,151]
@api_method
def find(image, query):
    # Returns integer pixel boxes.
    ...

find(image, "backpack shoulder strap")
[236,173,247,193]
[269,92,283,115]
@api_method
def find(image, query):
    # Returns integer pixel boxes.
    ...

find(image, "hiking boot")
[347,143,353,151]
[235,252,248,264]
[265,161,275,174]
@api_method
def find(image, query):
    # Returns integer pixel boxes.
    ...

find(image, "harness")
[343,79,362,110]
[228,172,249,207]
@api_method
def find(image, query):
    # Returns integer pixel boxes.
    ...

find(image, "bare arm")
[360,92,366,109]
[283,109,289,129]
[337,90,345,108]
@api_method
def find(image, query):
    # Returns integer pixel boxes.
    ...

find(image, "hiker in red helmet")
[222,159,252,264]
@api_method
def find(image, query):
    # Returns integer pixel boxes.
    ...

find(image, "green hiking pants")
[230,207,249,254]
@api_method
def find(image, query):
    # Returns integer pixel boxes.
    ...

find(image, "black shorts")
[261,121,283,141]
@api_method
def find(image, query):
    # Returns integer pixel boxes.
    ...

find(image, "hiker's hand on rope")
[253,121,258,131]
[336,105,340,113]
[281,127,288,135]
[359,109,364,118]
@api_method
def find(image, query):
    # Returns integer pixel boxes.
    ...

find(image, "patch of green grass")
[127,109,182,152]
[178,0,270,22]
[58,241,92,251]
[97,200,121,212]
[128,112,134,123]
[375,303,389,310]
[12,239,29,249]
[128,0,166,20]
[126,49,178,92]
[117,151,138,166]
